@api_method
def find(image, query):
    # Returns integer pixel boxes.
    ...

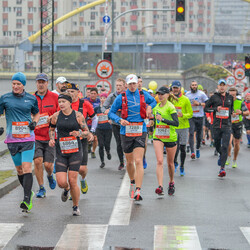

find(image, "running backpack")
[121,90,146,119]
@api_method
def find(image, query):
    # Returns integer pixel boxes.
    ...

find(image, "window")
[16,0,22,4]
[3,31,11,37]
[28,19,33,25]
[80,2,87,7]
[3,19,8,25]
[91,12,95,20]
[73,1,77,7]
[90,22,95,30]
[3,7,11,13]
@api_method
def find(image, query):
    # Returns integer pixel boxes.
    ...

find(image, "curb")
[0,175,20,199]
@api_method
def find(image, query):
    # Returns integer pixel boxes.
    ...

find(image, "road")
[1,136,250,250]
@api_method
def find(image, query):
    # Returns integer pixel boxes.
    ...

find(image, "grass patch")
[0,170,15,184]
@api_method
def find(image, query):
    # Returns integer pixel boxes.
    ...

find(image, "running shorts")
[153,139,177,148]
[244,119,250,131]
[232,123,243,139]
[120,132,147,153]
[34,140,55,163]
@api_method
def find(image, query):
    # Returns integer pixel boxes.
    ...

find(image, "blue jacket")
[108,89,156,135]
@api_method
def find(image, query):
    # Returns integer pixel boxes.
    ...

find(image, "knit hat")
[11,72,26,86]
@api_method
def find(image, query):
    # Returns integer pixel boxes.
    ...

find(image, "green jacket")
[173,94,193,129]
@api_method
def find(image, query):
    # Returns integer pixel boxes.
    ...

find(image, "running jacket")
[0,91,39,143]
[173,94,193,129]
[108,89,157,135]
[34,90,58,141]
[204,92,234,129]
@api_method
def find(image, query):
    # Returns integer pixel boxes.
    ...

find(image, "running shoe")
[232,161,237,168]
[210,141,214,147]
[174,162,179,173]
[100,162,105,168]
[191,152,195,159]
[143,158,147,169]
[217,156,221,166]
[225,156,231,166]
[202,139,205,145]
[107,152,112,160]
[129,181,135,199]
[155,186,164,196]
[168,182,175,196]
[180,167,185,176]
[218,168,226,177]
[134,188,143,201]
[196,149,200,159]
[72,206,81,216]
[36,186,46,198]
[47,174,56,190]
[20,191,34,212]
[118,163,124,170]
[80,179,88,194]
[61,189,69,202]
[214,149,218,156]
[186,145,190,153]
[91,152,96,158]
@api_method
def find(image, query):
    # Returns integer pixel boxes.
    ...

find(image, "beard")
[60,87,67,92]
[191,88,197,93]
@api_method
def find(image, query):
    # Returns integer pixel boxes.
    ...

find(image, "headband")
[58,94,72,103]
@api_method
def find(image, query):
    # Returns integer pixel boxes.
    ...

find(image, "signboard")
[96,60,114,79]
[103,15,110,23]
[95,79,112,95]
[226,76,236,87]
[234,68,245,80]
[234,81,245,94]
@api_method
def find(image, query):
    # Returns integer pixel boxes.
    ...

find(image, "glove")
[28,121,37,131]
[0,127,4,136]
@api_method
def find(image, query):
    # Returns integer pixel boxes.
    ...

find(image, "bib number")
[155,125,170,139]
[175,106,182,113]
[59,136,79,154]
[192,105,200,113]
[232,114,240,123]
[12,122,30,138]
[125,122,143,137]
[216,107,229,119]
[97,113,109,124]
[36,113,49,129]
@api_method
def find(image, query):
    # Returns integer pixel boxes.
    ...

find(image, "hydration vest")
[121,90,146,119]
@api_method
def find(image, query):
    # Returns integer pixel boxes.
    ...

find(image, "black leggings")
[189,117,203,152]
[96,128,112,163]
[112,124,124,164]
[174,144,186,168]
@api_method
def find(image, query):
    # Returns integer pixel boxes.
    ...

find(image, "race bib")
[125,122,143,137]
[12,122,30,138]
[155,125,170,139]
[59,136,79,154]
[192,105,200,113]
[216,107,229,119]
[97,113,109,124]
[36,113,49,129]
[175,106,182,113]
[246,115,250,120]
[232,114,240,123]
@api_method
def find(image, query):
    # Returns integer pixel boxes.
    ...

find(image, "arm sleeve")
[0,96,5,115]
[162,113,179,127]
[144,91,157,109]
[204,96,216,113]
[108,95,122,124]
[182,99,193,119]
[103,94,113,110]
[31,98,39,115]
[241,102,248,112]
[90,115,98,132]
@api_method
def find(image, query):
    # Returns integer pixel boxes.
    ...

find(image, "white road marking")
[108,172,133,225]
[240,227,250,245]
[0,223,23,249]
[154,225,202,250]
[55,224,108,250]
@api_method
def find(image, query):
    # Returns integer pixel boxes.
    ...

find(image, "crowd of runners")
[0,71,250,215]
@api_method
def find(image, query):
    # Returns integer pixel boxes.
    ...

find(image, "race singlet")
[155,125,170,139]
[125,122,143,137]
[231,114,240,123]
[216,107,229,119]
[59,136,79,154]
[97,113,109,124]
[192,105,200,113]
[36,113,49,129]
[12,121,30,138]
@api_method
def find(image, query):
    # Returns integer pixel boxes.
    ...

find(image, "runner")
[34,73,58,198]
[204,79,234,177]
[186,81,208,159]
[152,86,179,196]
[66,83,97,195]
[226,87,249,168]
[52,77,68,95]
[94,93,112,168]
[103,78,126,170]
[49,92,89,216]
[243,93,250,148]
[109,74,156,201]
[0,72,40,212]
[171,81,193,176]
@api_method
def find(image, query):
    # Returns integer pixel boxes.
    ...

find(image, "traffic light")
[103,51,112,63]
[176,0,185,21]
[245,56,250,77]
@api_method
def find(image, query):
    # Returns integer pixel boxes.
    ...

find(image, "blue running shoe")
[174,162,179,173]
[180,167,185,176]
[218,168,226,177]
[36,187,46,198]
[47,174,56,190]
[196,149,200,159]
[218,156,221,166]
[143,158,147,169]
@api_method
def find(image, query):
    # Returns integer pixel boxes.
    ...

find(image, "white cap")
[148,89,153,93]
[126,74,138,84]
[56,76,67,84]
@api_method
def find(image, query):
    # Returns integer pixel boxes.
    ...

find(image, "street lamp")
[136,24,154,75]
[146,57,153,72]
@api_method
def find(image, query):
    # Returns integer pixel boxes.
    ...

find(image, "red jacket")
[34,90,58,141]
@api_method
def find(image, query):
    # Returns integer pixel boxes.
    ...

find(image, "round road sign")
[234,68,245,80]
[96,60,113,79]
[234,81,245,94]
[226,76,236,87]
[95,79,112,95]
